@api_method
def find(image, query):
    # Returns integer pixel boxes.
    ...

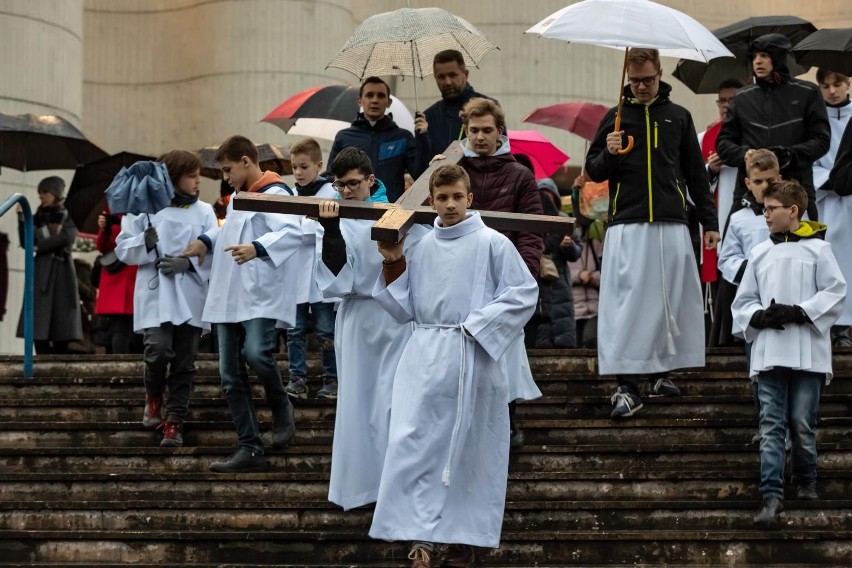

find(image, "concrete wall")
[0,0,84,355]
[1,0,849,354]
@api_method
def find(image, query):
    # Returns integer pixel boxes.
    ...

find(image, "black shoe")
[509,425,525,448]
[753,495,784,526]
[209,448,267,473]
[272,419,296,448]
[796,482,819,501]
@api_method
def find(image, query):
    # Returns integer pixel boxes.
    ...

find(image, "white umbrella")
[526,0,734,153]
[327,7,498,109]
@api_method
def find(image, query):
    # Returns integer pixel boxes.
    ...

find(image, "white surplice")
[115,202,217,333]
[598,223,705,374]
[732,234,846,382]
[368,212,538,548]
[201,187,303,327]
[814,101,852,325]
[293,182,338,305]
[718,207,770,286]
[316,218,430,511]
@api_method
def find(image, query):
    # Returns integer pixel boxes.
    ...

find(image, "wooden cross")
[233,141,574,242]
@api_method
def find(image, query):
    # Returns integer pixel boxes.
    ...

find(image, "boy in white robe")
[315,147,429,511]
[115,150,217,448]
[182,136,301,473]
[732,179,846,527]
[812,69,852,346]
[371,164,538,568]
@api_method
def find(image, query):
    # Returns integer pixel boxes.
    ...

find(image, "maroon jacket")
[460,151,544,276]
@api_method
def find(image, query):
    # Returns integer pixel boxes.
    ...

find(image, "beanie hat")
[37,176,65,200]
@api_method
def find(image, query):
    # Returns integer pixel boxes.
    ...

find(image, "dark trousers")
[617,372,668,397]
[143,322,202,421]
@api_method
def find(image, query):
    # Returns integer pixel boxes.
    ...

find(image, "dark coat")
[418,83,496,158]
[328,113,426,202]
[17,205,83,342]
[535,196,581,348]
[830,118,852,196]
[586,82,718,232]
[460,145,544,276]
[716,34,830,219]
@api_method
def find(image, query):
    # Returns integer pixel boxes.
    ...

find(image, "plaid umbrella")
[326,7,498,108]
[0,113,107,171]
[197,143,292,179]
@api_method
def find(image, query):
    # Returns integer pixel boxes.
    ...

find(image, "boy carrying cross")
[370,164,538,567]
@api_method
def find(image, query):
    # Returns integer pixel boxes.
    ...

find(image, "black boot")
[796,480,819,501]
[753,495,784,526]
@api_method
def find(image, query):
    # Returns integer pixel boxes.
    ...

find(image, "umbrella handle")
[614,48,634,155]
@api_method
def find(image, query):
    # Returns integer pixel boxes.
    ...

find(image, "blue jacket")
[327,113,426,203]
[419,83,497,160]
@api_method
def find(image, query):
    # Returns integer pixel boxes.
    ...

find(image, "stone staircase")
[0,349,850,567]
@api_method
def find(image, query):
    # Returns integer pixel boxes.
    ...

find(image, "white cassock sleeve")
[799,244,847,335]
[372,269,415,324]
[462,238,538,361]
[718,224,747,285]
[253,212,302,268]
[731,259,765,343]
[187,206,219,285]
[115,214,157,266]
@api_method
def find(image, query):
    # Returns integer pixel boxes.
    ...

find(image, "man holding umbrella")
[586,48,720,419]
[717,33,830,221]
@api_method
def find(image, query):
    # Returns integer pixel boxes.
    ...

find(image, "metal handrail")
[0,193,34,378]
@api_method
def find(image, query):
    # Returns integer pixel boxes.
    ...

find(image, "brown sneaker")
[439,544,475,567]
[142,394,164,428]
[408,546,434,568]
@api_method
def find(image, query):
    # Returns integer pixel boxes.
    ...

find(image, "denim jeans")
[756,367,823,498]
[217,318,293,454]
[286,302,337,380]
[143,322,202,421]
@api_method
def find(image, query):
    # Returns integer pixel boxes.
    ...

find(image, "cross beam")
[233,141,574,241]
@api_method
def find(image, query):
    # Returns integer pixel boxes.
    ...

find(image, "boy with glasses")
[732,179,846,526]
[315,147,430,511]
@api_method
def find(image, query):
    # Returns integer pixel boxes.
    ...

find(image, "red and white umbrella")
[262,85,414,141]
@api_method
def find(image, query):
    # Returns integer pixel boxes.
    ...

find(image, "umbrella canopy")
[262,85,415,140]
[326,7,498,108]
[198,143,293,179]
[793,28,852,76]
[507,130,570,180]
[526,0,734,63]
[523,102,610,142]
[66,151,155,234]
[0,113,107,172]
[105,161,174,216]
[672,15,816,94]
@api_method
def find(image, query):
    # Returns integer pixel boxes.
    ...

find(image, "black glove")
[768,146,793,169]
[144,226,159,251]
[764,299,810,325]
[156,255,191,276]
[749,309,786,330]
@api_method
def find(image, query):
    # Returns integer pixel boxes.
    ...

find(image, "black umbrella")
[793,28,852,76]
[0,113,107,171]
[672,16,816,94]
[197,142,292,179]
[65,151,154,234]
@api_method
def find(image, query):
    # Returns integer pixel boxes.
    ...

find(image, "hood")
[248,170,286,193]
[462,134,511,158]
[537,178,562,206]
[351,112,399,132]
[749,33,791,83]
[770,220,827,244]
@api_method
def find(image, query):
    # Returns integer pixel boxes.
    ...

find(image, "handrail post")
[0,193,34,378]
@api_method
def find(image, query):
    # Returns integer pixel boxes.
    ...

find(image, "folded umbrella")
[105,160,174,216]
[507,130,570,180]
[793,28,852,76]
[66,151,155,234]
[523,102,610,142]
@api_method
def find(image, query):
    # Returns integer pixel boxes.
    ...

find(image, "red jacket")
[460,150,544,276]
[94,218,137,315]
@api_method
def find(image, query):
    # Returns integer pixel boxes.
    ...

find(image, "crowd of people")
[12,33,852,566]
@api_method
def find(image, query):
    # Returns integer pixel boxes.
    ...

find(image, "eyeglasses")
[332,177,367,191]
[763,204,791,215]
[627,74,659,87]
[716,97,734,105]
